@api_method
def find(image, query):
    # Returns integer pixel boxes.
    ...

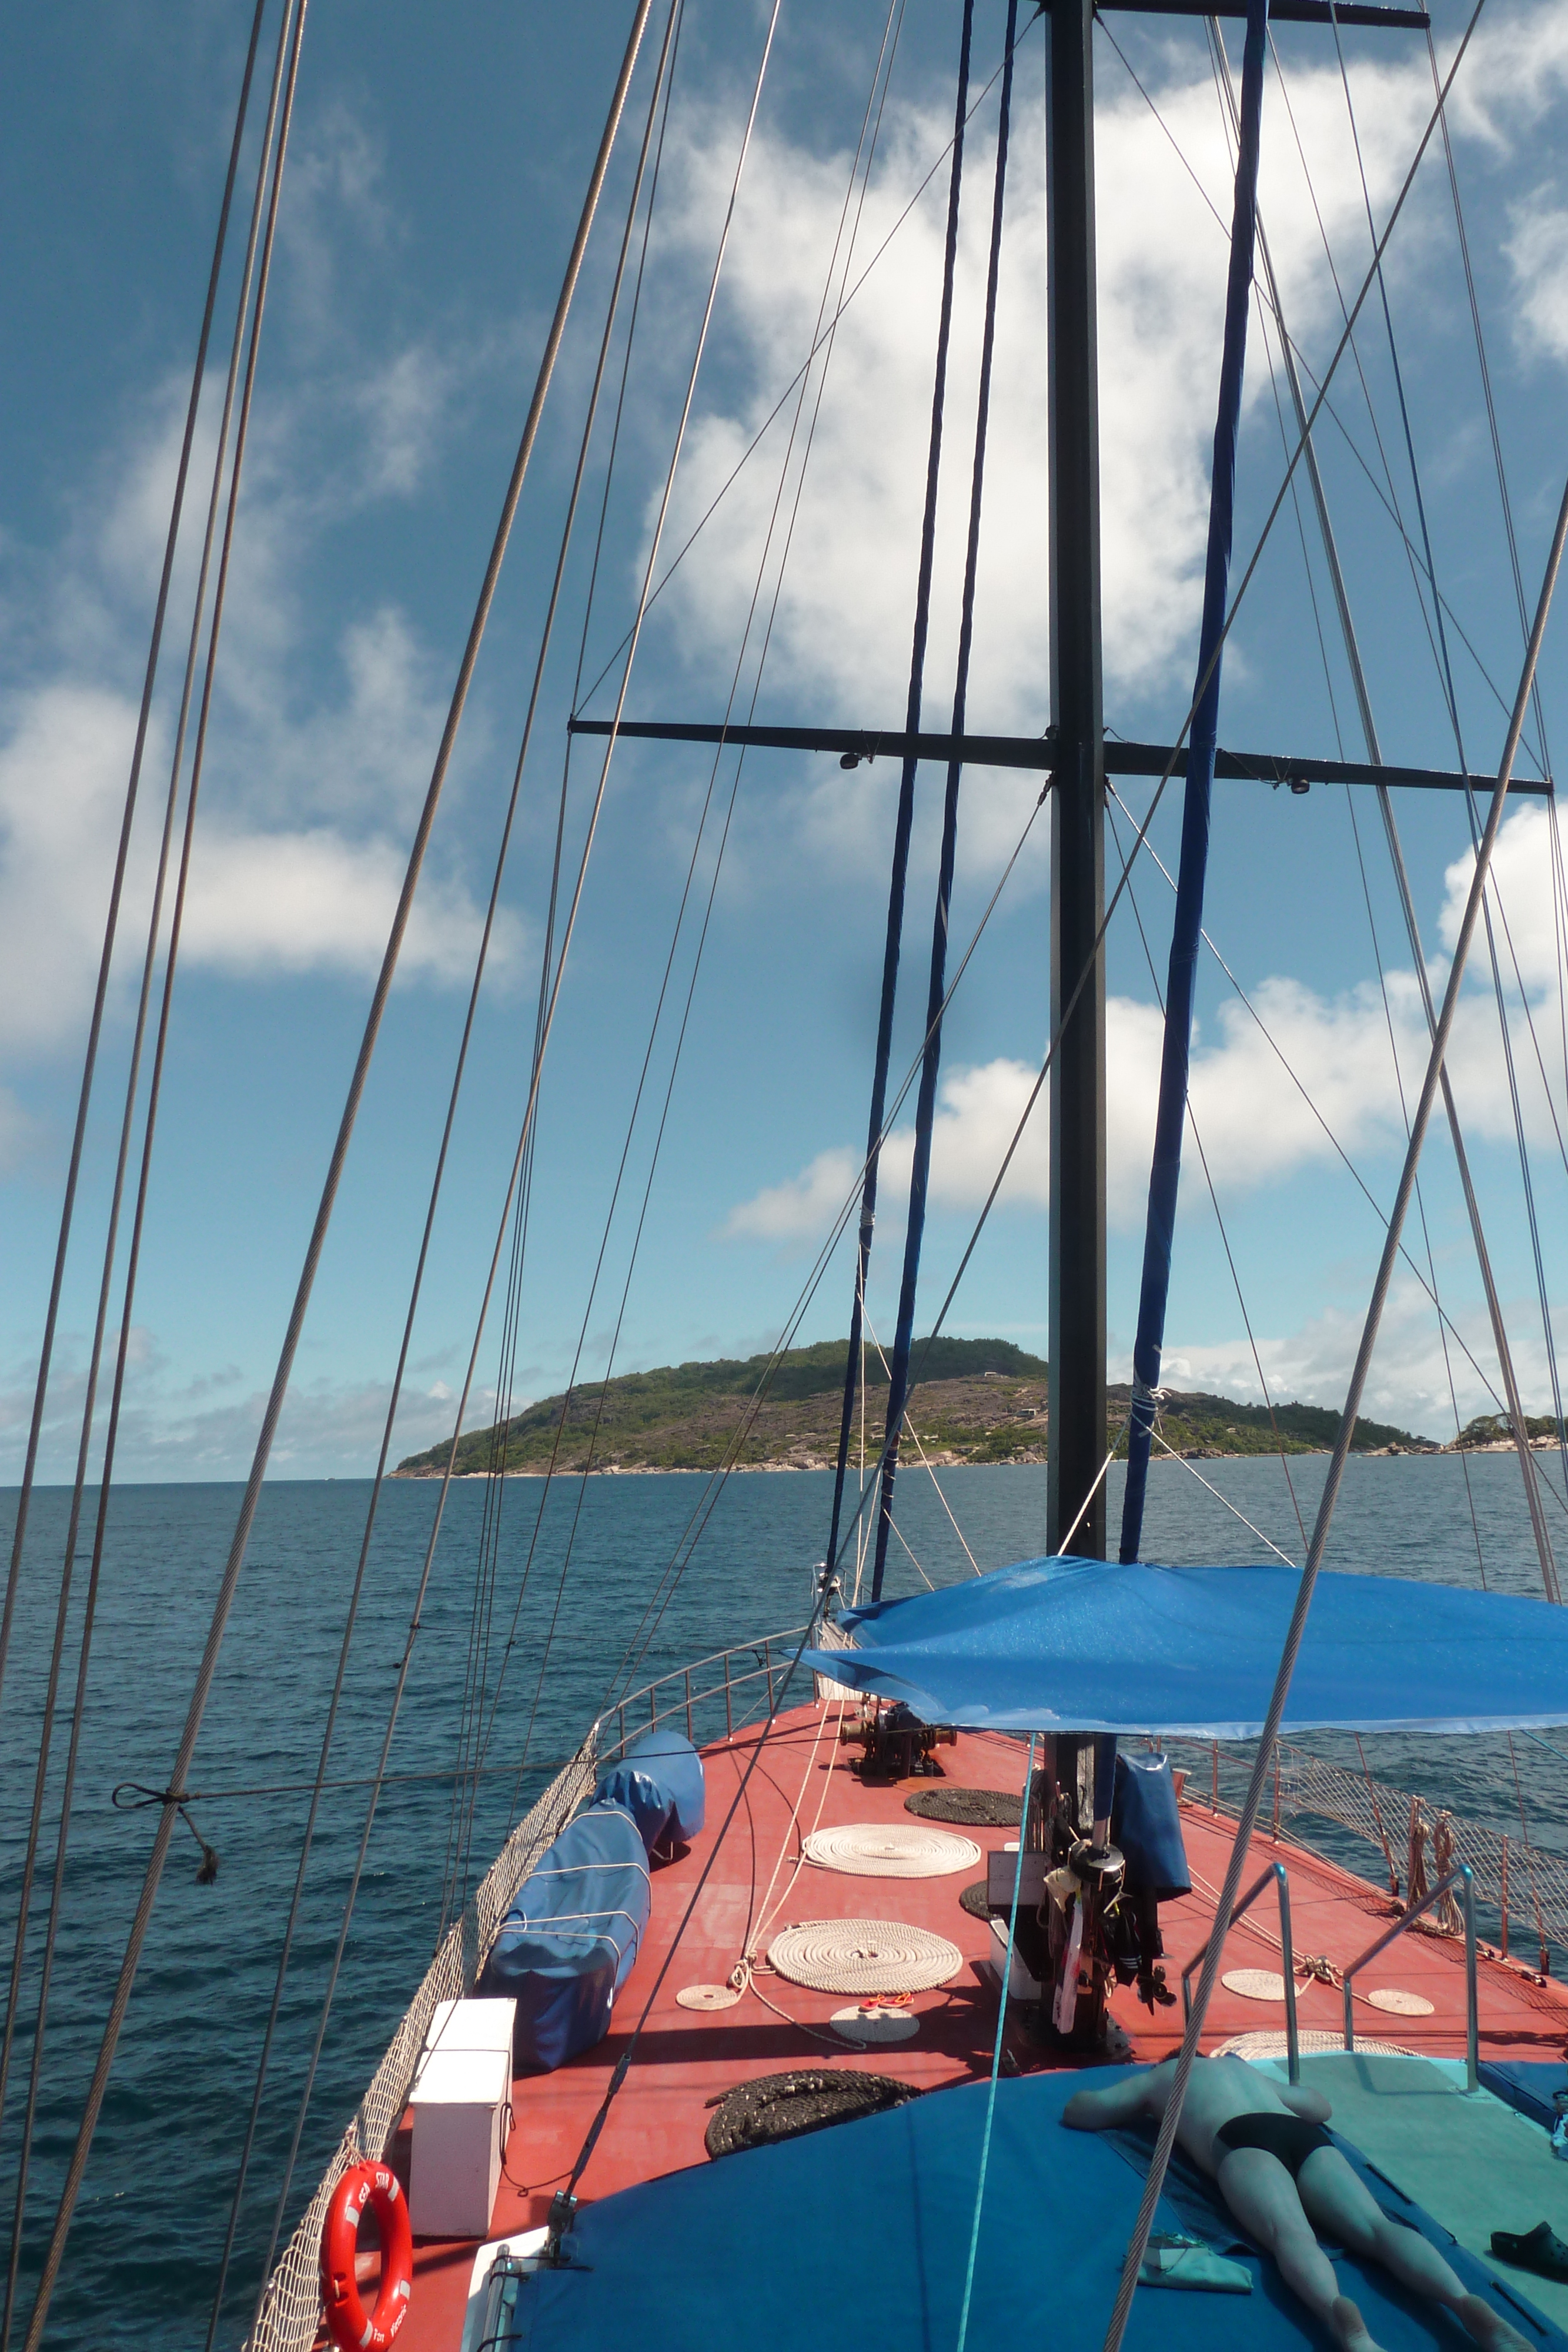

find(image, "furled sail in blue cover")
[1118,0,1272,1567]
[593,1727,706,1856]
[799,1555,1568,1738]
[479,1800,650,2072]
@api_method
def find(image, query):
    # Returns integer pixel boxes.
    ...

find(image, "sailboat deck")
[392,1702,1568,2351]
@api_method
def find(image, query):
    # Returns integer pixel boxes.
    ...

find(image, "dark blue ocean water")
[2,1452,1566,2348]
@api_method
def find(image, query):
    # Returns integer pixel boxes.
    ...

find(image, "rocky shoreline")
[393,1341,1470,1480]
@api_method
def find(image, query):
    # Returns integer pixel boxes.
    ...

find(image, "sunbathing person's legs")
[1218,2141,1530,2352]
[1214,2146,1366,2346]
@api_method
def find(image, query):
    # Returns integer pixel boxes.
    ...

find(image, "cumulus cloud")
[0,1325,503,1482]
[723,927,1568,1248]
[610,2,1568,927]
[1156,1273,1557,1439]
[0,315,525,1061]
[0,649,516,1057]
[645,26,1468,729]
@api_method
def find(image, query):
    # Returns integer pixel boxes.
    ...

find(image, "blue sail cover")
[800,1555,1568,1738]
[479,1800,651,2072]
[593,1727,706,1854]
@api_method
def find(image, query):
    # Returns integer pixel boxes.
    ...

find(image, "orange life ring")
[320,2160,413,2352]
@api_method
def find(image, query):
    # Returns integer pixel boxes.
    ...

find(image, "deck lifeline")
[387,1702,1568,2352]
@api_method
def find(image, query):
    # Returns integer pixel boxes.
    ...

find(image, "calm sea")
[2,1452,1565,2346]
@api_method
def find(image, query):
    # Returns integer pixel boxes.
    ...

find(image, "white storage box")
[417,1997,516,2074]
[409,2043,511,2240]
[988,1914,1043,2001]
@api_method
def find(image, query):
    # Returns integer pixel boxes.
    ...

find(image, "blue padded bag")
[593,1726,706,1855]
[479,1800,650,2072]
[1111,1750,1192,1900]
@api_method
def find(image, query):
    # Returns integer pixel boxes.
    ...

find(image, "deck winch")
[839,1698,957,1780]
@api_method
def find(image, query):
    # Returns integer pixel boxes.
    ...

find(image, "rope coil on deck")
[802,1823,981,1877]
[704,2069,921,2158]
[768,1918,963,1993]
[905,1786,1022,1828]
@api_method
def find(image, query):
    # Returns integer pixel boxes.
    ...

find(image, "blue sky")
[4,0,1568,1478]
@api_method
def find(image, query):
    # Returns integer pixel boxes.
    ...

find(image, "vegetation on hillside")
[394,1339,1429,1478]
[1455,1411,1561,1446]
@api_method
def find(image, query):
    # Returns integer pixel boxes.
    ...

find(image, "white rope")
[768,1919,963,1994]
[802,1823,981,1877]
[742,1698,844,1965]
[1149,1432,1298,1566]
[1054,1432,1122,1555]
[863,1305,983,1576]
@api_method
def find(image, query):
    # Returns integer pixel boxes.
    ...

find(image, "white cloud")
[0,1325,502,1481]
[1442,800,1565,990]
[353,346,456,499]
[0,683,160,1055]
[646,32,1460,733]
[723,933,1568,1250]
[0,656,516,1058]
[1156,1272,1563,1437]
[723,1142,861,1244]
[1505,199,1568,360]
[180,823,514,985]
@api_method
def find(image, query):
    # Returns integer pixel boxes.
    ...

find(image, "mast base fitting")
[1069,1838,1125,1886]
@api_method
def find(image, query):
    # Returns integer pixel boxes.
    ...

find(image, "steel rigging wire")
[204,13,686,2338]
[456,0,918,1902]
[429,0,697,1940]
[439,0,861,1912]
[3,5,303,2340]
[461,0,922,1866]
[1321,16,1564,1589]
[1212,18,1512,1588]
[247,0,789,2284]
[240,5,690,2311]
[826,0,979,1588]
[0,0,271,1735]
[21,3,663,2338]
[871,0,1019,1600]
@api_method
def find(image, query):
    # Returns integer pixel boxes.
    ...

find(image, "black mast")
[1045,0,1106,1562]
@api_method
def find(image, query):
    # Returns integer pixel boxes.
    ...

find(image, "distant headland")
[392,1336,1460,1478]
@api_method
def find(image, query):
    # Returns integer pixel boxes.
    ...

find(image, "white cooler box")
[417,1997,516,2072]
[409,1998,516,2240]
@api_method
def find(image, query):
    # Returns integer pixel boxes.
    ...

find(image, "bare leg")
[1296,2150,1532,2351]
[1215,2149,1381,2351]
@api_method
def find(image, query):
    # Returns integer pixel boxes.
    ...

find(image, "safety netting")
[243,1740,597,2352]
[1171,1737,1568,1970]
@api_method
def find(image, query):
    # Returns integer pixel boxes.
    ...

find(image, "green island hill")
[393,1336,1435,1478]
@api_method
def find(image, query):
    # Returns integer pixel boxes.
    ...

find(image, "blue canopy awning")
[801,1555,1568,1738]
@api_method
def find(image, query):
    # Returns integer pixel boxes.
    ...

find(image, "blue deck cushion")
[1112,1750,1191,1899]
[479,1800,650,2073]
[593,1727,706,1856]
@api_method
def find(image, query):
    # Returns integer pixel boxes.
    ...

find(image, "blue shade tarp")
[509,2067,1562,2352]
[479,1800,650,2072]
[800,1555,1568,1738]
[593,1726,706,1856]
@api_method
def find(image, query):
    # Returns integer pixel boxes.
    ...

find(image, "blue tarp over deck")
[801,1554,1568,1737]
[510,2067,1562,2350]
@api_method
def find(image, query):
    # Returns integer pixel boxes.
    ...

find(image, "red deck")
[391,1701,1568,2350]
